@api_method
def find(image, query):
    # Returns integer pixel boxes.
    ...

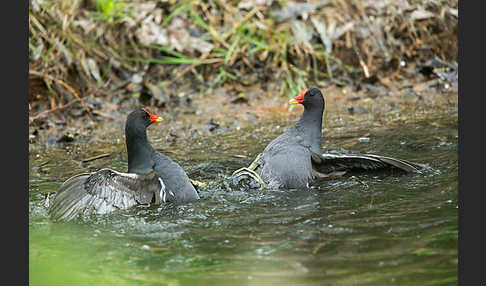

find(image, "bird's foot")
[247,153,262,170]
[231,167,266,190]
[190,179,207,189]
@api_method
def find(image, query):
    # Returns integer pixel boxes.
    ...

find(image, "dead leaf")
[311,17,354,53]
[271,0,330,21]
[167,16,213,54]
[291,20,314,48]
[73,19,97,35]
[448,8,458,18]
[410,9,435,21]
[55,39,72,65]
[86,58,102,82]
[238,0,272,10]
[77,50,91,80]
[131,73,144,84]
[311,17,332,53]
[135,21,169,46]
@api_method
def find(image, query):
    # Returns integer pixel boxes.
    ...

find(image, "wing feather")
[48,168,162,221]
[311,152,423,176]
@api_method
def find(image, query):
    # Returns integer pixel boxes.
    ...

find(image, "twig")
[29,14,49,39]
[29,96,87,120]
[352,38,370,78]
[29,70,92,117]
[222,7,259,40]
[91,110,118,120]
[82,153,111,163]
[231,154,248,159]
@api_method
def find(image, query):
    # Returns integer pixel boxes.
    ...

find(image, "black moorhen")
[232,87,423,189]
[48,108,199,221]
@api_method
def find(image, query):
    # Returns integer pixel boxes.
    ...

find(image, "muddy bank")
[29,0,458,146]
[29,76,457,155]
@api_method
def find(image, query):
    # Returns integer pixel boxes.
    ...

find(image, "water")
[29,112,457,286]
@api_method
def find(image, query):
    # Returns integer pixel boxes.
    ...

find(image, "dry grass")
[29,0,457,119]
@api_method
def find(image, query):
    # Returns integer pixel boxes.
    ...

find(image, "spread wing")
[48,168,164,222]
[311,152,423,177]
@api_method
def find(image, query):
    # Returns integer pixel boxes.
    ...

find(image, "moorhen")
[48,108,200,221]
[232,87,423,189]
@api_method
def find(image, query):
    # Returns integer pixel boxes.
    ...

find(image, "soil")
[28,73,458,153]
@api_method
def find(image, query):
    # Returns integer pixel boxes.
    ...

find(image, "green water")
[29,112,458,286]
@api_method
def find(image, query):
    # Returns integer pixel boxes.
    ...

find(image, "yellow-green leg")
[190,179,207,188]
[231,153,266,190]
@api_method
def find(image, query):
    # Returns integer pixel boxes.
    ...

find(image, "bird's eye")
[141,108,150,119]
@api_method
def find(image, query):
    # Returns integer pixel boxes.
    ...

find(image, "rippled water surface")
[29,112,458,286]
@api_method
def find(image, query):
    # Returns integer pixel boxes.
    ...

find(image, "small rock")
[347,106,364,115]
[204,120,220,132]
[188,28,204,38]
[57,132,75,143]
[346,96,361,102]
[131,73,144,84]
[358,137,370,143]
[45,135,58,147]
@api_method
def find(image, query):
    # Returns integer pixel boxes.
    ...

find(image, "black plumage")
[252,87,422,189]
[48,109,199,221]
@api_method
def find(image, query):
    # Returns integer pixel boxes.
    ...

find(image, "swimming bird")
[232,87,423,189]
[48,108,200,221]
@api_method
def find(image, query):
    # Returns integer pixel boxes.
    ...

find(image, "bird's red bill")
[290,87,307,104]
[143,108,163,123]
